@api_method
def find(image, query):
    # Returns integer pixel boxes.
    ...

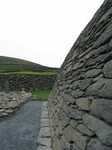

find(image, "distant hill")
[0,56,58,73]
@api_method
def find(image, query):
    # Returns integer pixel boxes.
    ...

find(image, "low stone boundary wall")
[0,74,56,92]
[0,91,31,117]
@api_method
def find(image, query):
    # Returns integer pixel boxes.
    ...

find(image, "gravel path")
[0,100,42,150]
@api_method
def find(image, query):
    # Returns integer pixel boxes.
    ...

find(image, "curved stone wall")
[48,0,112,149]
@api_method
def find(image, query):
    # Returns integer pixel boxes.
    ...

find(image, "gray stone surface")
[0,91,31,117]
[63,126,88,150]
[87,138,112,150]
[77,124,94,136]
[90,98,112,124]
[71,89,84,98]
[72,79,92,90]
[86,78,112,98]
[0,74,56,92]
[62,94,75,104]
[37,102,52,150]
[48,0,112,149]
[85,69,101,78]
[76,97,91,111]
[103,60,112,78]
[83,114,112,146]
[0,101,42,150]
[93,23,112,48]
[67,108,82,120]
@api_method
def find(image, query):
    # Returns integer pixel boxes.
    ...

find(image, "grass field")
[0,71,57,76]
[32,89,51,101]
[0,56,58,76]
[0,56,58,73]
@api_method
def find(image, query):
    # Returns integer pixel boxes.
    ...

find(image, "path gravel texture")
[0,100,42,150]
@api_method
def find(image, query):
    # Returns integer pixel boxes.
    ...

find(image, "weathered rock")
[72,79,92,90]
[93,23,112,48]
[77,124,94,136]
[79,79,93,90]
[86,78,112,99]
[109,39,112,47]
[8,101,18,108]
[0,74,56,92]
[0,91,31,117]
[88,45,109,57]
[62,94,75,104]
[67,108,82,120]
[83,113,112,146]
[85,53,111,67]
[103,60,112,78]
[0,109,5,112]
[85,69,101,78]
[90,98,112,124]
[59,112,70,128]
[71,89,84,98]
[87,138,112,150]
[63,126,88,150]
[70,119,78,129]
[76,97,91,111]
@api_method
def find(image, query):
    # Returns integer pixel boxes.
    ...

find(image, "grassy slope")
[0,56,58,73]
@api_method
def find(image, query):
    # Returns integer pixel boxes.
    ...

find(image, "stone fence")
[48,0,112,150]
[0,91,31,117]
[0,74,56,92]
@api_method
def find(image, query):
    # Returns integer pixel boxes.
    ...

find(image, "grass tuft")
[32,89,51,101]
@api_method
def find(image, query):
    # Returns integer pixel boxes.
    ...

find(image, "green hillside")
[0,56,58,74]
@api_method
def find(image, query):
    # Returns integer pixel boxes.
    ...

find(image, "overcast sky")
[0,0,104,67]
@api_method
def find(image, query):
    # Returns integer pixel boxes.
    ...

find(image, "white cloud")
[0,0,104,67]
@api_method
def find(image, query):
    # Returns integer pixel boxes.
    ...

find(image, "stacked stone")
[48,0,112,149]
[0,91,31,117]
[37,102,52,150]
[0,74,56,91]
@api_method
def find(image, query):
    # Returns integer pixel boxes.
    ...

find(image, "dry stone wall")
[0,91,31,117]
[48,0,112,149]
[0,74,56,92]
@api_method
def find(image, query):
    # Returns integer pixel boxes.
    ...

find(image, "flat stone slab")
[38,137,51,147]
[41,121,49,128]
[37,102,52,150]
[38,146,52,150]
[39,127,51,138]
